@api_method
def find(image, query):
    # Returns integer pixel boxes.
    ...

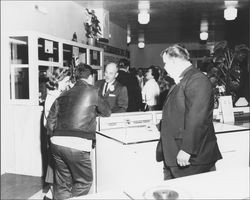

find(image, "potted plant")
[84,8,101,45]
[202,41,249,107]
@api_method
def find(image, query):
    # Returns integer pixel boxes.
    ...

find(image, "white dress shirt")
[102,80,115,96]
[51,136,92,152]
[142,78,160,106]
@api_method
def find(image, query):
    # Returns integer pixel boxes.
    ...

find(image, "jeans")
[51,143,93,200]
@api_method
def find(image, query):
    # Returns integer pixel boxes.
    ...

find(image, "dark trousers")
[45,143,54,184]
[51,143,93,200]
[164,162,216,180]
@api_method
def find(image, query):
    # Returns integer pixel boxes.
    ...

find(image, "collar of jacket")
[179,64,193,79]
[74,79,90,87]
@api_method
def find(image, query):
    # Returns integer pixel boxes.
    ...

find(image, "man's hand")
[177,150,191,167]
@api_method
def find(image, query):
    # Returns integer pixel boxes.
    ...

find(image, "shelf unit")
[9,31,104,106]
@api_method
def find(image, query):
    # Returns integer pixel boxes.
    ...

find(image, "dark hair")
[75,63,94,80]
[148,66,160,81]
[118,58,130,69]
[160,44,190,60]
[46,80,58,90]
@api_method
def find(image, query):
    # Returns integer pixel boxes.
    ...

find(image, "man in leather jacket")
[47,63,111,200]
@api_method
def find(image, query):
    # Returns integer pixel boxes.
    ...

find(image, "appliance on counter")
[95,112,162,193]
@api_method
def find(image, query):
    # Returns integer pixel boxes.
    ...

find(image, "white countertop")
[98,124,160,144]
[70,190,130,200]
[71,167,249,199]
[214,121,249,133]
[98,122,249,144]
[124,167,249,199]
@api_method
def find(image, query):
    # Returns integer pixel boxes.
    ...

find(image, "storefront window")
[38,38,59,62]
[14,68,29,99]
[90,49,100,66]
[9,36,29,100]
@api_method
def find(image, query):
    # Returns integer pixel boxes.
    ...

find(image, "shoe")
[43,195,52,200]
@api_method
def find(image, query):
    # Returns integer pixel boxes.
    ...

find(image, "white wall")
[1,1,88,42]
[1,1,127,47]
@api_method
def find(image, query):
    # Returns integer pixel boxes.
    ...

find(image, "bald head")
[104,62,118,83]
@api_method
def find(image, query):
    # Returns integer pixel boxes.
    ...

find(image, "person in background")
[136,67,145,91]
[130,67,137,77]
[117,58,142,112]
[43,68,73,200]
[157,70,175,110]
[44,68,73,126]
[141,66,160,111]
[47,63,111,200]
[95,62,128,113]
[158,44,222,180]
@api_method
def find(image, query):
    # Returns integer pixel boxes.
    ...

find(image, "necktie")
[103,82,108,95]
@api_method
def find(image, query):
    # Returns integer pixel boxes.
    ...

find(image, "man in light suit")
[95,62,128,113]
[158,44,222,179]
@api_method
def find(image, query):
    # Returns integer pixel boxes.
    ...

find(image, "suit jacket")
[95,79,128,113]
[160,66,222,167]
[117,70,142,112]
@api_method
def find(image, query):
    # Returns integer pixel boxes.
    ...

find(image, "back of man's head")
[160,44,190,61]
[75,63,94,80]
[118,58,130,70]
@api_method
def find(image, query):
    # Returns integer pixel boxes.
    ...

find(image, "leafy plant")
[203,41,249,105]
[84,8,101,39]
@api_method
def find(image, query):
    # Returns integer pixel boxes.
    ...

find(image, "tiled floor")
[1,173,45,200]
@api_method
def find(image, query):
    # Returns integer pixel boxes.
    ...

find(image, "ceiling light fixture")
[224,7,237,20]
[224,1,238,20]
[200,31,208,40]
[127,24,131,44]
[138,1,150,10]
[138,31,145,48]
[127,35,131,44]
[138,41,145,48]
[138,1,150,24]
[138,10,150,24]
[200,19,208,32]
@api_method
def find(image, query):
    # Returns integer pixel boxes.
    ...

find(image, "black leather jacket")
[47,80,111,140]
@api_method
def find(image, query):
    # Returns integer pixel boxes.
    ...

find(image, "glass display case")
[8,32,104,105]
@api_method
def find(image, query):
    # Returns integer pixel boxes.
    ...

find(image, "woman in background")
[141,66,160,111]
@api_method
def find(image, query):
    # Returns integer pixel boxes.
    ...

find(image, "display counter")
[93,111,249,193]
[71,167,249,199]
[95,112,163,192]
[124,166,249,200]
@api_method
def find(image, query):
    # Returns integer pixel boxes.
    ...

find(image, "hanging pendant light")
[138,41,145,48]
[200,32,208,40]
[138,31,145,48]
[224,7,237,20]
[138,10,150,24]
[138,1,150,24]
[224,1,238,21]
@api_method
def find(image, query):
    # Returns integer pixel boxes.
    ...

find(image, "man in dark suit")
[158,44,222,179]
[117,58,142,112]
[95,62,128,113]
